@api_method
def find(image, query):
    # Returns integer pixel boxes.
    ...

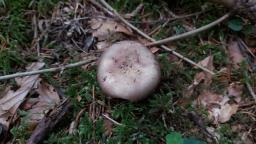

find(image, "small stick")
[98,0,215,75]
[27,99,71,144]
[102,113,123,126]
[124,3,144,19]
[246,82,256,102]
[0,58,97,81]
[147,12,231,46]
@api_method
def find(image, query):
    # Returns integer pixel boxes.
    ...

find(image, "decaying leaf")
[184,56,214,97]
[96,41,111,50]
[218,103,238,123]
[196,82,243,124]
[227,82,243,102]
[90,18,133,41]
[197,91,223,107]
[25,80,61,127]
[195,56,214,69]
[0,62,44,130]
[227,39,245,69]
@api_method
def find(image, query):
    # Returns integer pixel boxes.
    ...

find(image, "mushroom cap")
[97,40,160,101]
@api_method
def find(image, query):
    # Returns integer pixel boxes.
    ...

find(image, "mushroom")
[97,40,160,101]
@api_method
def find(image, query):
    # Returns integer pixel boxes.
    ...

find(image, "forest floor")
[0,0,255,144]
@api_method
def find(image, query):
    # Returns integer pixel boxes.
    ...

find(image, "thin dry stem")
[0,59,97,81]
[102,113,123,126]
[147,13,231,46]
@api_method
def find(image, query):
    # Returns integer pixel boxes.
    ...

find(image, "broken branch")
[147,12,231,46]
[27,99,71,144]
[0,59,97,81]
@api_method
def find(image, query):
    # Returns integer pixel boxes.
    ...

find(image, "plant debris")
[0,62,44,130]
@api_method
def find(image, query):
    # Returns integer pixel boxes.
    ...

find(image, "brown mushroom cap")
[97,40,160,101]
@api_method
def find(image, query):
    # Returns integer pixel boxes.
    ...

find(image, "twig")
[89,0,114,17]
[32,14,40,57]
[129,11,202,25]
[237,38,256,58]
[124,3,144,19]
[148,18,171,36]
[246,82,256,102]
[102,113,123,126]
[0,58,97,81]
[98,0,215,75]
[147,12,231,46]
[68,108,86,135]
[92,85,96,143]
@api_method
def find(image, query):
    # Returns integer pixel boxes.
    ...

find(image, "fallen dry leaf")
[195,56,214,69]
[96,41,111,50]
[196,82,243,124]
[197,91,223,107]
[218,103,238,123]
[227,39,245,69]
[227,82,243,103]
[25,80,61,127]
[90,18,133,41]
[184,56,214,97]
[0,62,44,130]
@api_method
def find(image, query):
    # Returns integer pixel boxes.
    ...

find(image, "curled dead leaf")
[26,81,61,126]
[96,41,111,50]
[227,82,243,103]
[90,18,133,41]
[196,82,243,124]
[0,62,44,130]
[184,56,214,97]
[218,103,238,123]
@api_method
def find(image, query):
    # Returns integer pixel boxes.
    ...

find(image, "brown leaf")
[195,56,214,69]
[90,18,133,41]
[36,81,60,104]
[218,103,238,123]
[184,56,214,97]
[196,83,242,124]
[0,62,44,129]
[150,47,160,54]
[227,82,243,103]
[227,39,245,69]
[25,81,61,125]
[197,91,223,107]
[96,41,111,50]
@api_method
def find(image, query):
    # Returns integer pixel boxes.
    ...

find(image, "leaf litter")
[184,55,214,97]
[0,62,61,133]
[90,18,133,41]
[184,55,243,124]
[0,62,44,130]
[24,80,61,129]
